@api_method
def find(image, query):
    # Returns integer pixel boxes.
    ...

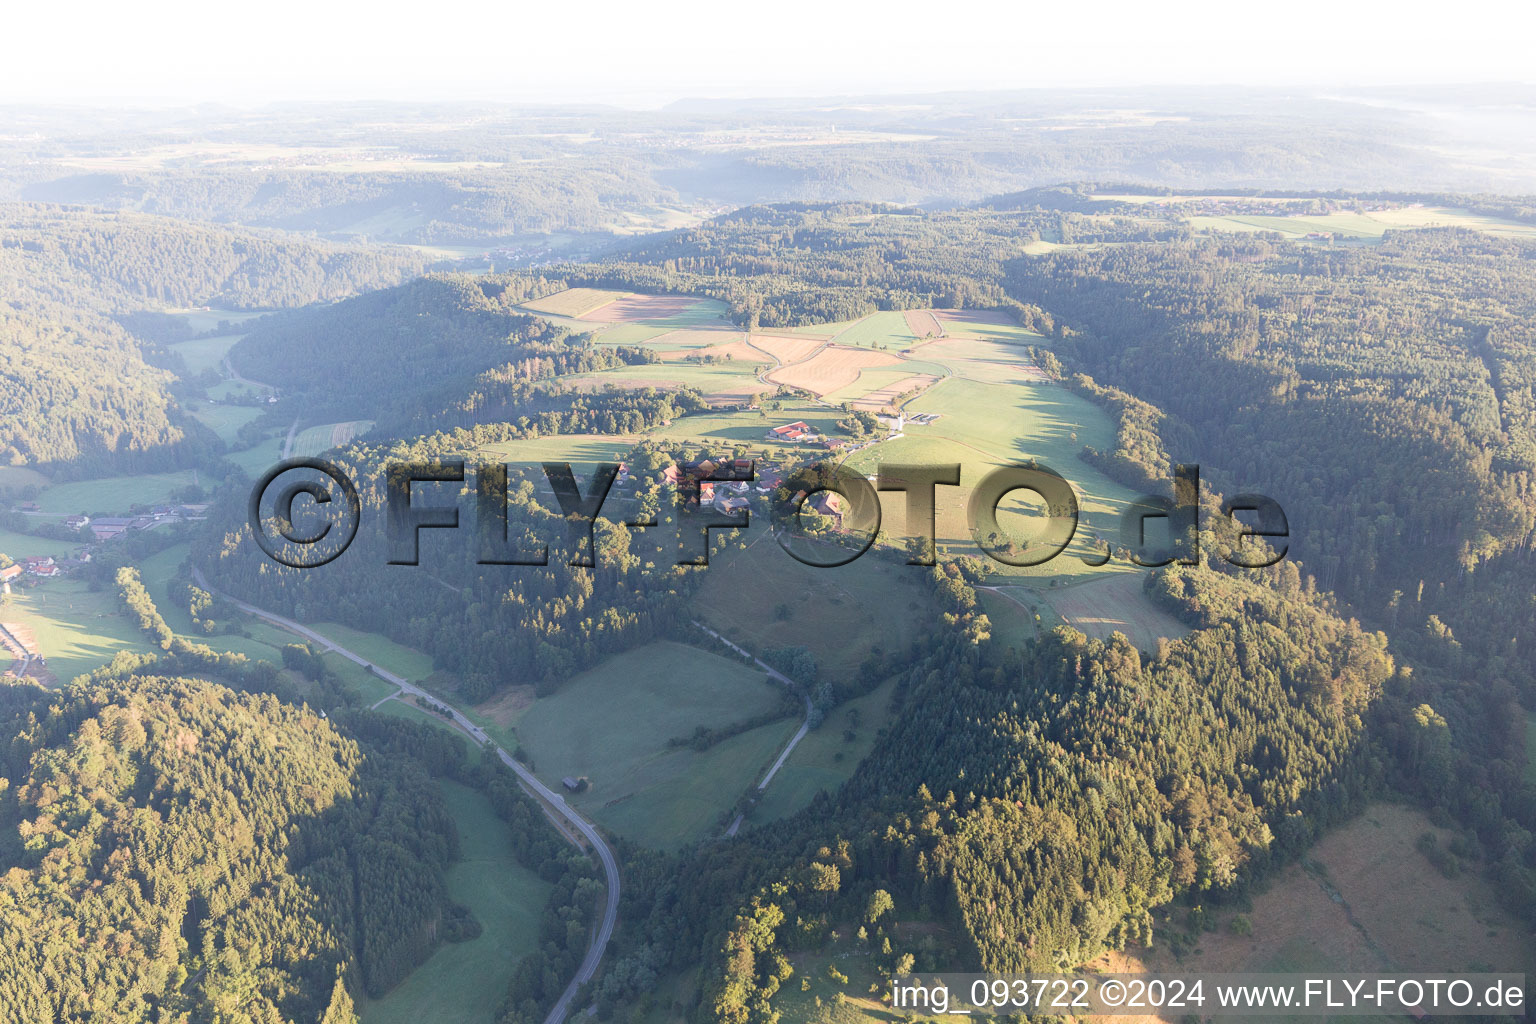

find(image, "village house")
[0,564,21,584]
[63,514,90,530]
[807,492,846,527]
[22,556,59,578]
[715,495,750,515]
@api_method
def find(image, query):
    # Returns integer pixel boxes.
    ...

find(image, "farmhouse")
[715,495,750,515]
[63,514,90,530]
[807,492,845,527]
[90,517,134,541]
[0,564,20,584]
[766,421,812,442]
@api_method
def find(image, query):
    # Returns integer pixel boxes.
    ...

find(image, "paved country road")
[692,621,813,838]
[191,570,619,1024]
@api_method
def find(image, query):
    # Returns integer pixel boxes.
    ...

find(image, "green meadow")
[308,621,435,681]
[693,539,931,681]
[169,334,243,375]
[34,470,202,514]
[511,641,796,848]
[841,374,1141,581]
[0,578,151,684]
[361,781,551,1024]
[829,310,919,348]
[0,526,84,560]
[749,675,900,823]
[190,404,261,445]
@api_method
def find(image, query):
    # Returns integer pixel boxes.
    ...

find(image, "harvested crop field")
[748,334,825,365]
[580,293,713,323]
[848,373,942,410]
[934,308,1017,329]
[903,308,944,339]
[519,287,628,318]
[764,345,903,395]
[1039,573,1189,650]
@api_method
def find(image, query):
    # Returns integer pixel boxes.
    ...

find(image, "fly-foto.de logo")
[248,458,1288,571]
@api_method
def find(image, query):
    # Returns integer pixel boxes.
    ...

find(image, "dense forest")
[0,673,459,1021]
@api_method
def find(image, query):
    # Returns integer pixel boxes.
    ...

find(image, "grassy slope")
[189,404,261,445]
[1,578,152,684]
[749,676,900,824]
[842,374,1141,581]
[361,781,552,1024]
[169,334,243,375]
[307,621,435,680]
[0,526,84,560]
[34,470,202,514]
[693,538,930,680]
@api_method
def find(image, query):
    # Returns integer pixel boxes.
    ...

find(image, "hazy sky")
[5,0,1533,107]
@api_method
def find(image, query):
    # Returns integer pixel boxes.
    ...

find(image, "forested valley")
[7,185,1536,1024]
[0,206,423,472]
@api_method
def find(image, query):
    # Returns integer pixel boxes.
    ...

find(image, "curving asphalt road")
[191,570,618,1024]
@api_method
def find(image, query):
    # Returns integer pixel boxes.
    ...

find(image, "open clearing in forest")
[828,310,919,349]
[0,466,52,498]
[33,470,201,515]
[290,419,373,457]
[1102,802,1536,1006]
[519,287,629,318]
[1037,573,1189,650]
[189,404,261,445]
[765,345,904,395]
[578,292,728,327]
[566,361,771,404]
[1187,205,1536,242]
[361,781,552,1024]
[471,433,636,474]
[934,307,1017,329]
[0,578,150,684]
[170,333,244,375]
[510,641,798,848]
[307,621,435,681]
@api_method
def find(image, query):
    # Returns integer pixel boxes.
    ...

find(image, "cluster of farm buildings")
[1,503,210,590]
